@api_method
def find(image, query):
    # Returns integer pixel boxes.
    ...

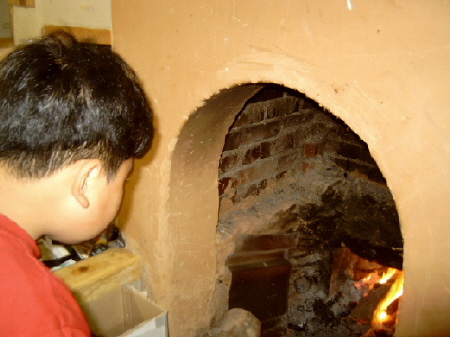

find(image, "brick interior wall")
[214,84,402,336]
[218,85,386,211]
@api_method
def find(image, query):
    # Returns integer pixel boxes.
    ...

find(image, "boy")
[0,31,153,336]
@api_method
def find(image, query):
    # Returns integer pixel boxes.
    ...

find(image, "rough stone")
[210,308,261,337]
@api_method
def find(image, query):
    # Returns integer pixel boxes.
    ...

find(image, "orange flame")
[372,268,404,327]
[379,268,397,284]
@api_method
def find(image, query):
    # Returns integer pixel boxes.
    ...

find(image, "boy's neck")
[0,168,69,240]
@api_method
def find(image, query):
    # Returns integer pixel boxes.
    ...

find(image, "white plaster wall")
[11,6,38,44]
[12,0,111,44]
[0,0,11,38]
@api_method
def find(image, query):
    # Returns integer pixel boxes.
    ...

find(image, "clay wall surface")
[111,1,450,336]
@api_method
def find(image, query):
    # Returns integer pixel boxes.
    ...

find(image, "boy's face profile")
[45,159,134,244]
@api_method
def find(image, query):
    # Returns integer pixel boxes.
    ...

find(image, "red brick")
[304,143,318,158]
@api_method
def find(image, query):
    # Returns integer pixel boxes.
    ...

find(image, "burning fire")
[379,268,397,284]
[372,268,404,328]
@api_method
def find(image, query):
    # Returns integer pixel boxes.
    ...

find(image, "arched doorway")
[168,83,402,336]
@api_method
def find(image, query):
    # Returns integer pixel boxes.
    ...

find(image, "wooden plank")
[55,248,142,304]
[0,38,14,49]
[44,25,112,45]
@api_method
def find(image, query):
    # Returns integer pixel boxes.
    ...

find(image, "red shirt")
[0,214,91,336]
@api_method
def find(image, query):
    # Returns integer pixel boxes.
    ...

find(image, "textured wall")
[111,1,450,336]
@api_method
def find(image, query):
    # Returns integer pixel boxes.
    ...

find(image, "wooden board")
[55,248,142,304]
[0,38,14,49]
[8,0,35,7]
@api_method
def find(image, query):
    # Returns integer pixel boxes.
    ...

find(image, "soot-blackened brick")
[335,142,363,160]
[283,113,312,129]
[368,167,386,184]
[243,145,262,165]
[348,161,370,178]
[218,177,233,196]
[229,121,280,150]
[358,147,377,166]
[271,134,295,155]
[299,96,321,110]
[244,120,282,143]
[233,166,257,188]
[277,153,298,171]
[243,179,268,199]
[223,131,242,151]
[223,121,281,152]
[266,97,300,119]
[334,125,363,144]
[291,111,316,126]
[220,153,239,174]
[334,142,377,165]
[334,158,351,173]
[306,122,336,140]
[276,170,288,180]
[234,103,265,127]
[292,132,306,149]
[243,183,259,198]
[334,158,373,178]
[302,162,316,173]
[260,141,271,159]
[249,87,285,103]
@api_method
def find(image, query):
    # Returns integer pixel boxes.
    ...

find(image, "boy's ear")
[71,160,103,209]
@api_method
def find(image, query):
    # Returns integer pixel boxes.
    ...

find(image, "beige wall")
[12,0,111,44]
[112,1,450,336]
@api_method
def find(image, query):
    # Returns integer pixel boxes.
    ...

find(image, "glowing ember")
[372,268,404,328]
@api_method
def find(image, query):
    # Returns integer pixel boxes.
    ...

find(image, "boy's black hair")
[0,31,153,179]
